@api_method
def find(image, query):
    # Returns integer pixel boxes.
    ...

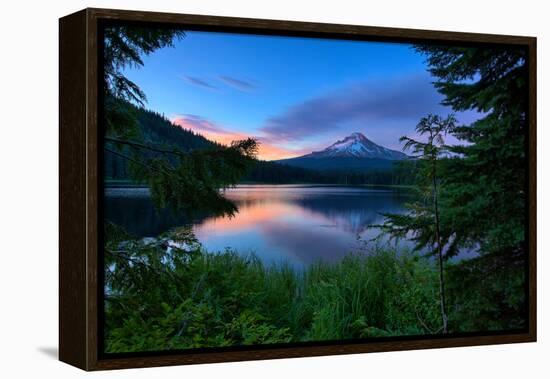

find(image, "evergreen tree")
[415,44,528,257]
[103,25,186,137]
[378,114,457,333]
[103,25,258,215]
[412,45,528,329]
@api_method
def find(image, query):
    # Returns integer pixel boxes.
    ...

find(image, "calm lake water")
[105,185,419,267]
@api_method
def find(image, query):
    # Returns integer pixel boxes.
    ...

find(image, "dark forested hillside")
[244,159,418,185]
[104,104,417,185]
[275,156,398,173]
[104,105,218,180]
[137,109,215,150]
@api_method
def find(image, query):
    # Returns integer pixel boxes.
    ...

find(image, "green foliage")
[102,26,259,215]
[103,95,142,140]
[377,114,457,257]
[402,45,529,333]
[446,251,526,332]
[372,44,531,334]
[103,25,184,138]
[103,105,219,181]
[244,159,419,185]
[103,25,185,106]
[103,225,448,353]
[301,250,441,340]
[125,137,258,216]
[415,44,527,257]
[376,114,459,333]
[104,222,527,353]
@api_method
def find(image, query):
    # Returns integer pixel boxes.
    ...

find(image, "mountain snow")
[304,132,408,160]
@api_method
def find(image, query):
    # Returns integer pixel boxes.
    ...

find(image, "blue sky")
[121,30,479,160]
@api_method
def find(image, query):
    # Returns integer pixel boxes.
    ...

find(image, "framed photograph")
[59,8,536,370]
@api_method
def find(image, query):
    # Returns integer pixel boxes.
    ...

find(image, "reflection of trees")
[105,189,410,237]
[105,191,211,237]
[258,222,356,265]
[231,190,411,235]
[288,193,409,234]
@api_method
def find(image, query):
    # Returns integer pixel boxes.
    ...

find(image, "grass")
[103,223,526,354]
[103,228,443,353]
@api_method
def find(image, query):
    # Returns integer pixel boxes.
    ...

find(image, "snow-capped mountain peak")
[306,132,407,160]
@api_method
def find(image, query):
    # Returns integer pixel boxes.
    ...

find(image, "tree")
[102,25,258,215]
[103,25,186,137]
[378,114,457,334]
[411,45,529,329]
[414,44,527,257]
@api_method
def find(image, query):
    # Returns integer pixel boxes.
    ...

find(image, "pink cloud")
[170,114,310,161]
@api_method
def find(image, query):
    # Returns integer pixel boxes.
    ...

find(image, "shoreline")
[104,180,414,190]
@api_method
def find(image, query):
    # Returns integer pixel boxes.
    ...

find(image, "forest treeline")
[104,105,417,186]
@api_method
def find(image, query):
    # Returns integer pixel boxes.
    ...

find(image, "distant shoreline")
[104,180,149,189]
[104,179,413,190]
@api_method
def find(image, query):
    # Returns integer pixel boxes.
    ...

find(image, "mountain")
[275,132,409,173]
[305,132,407,160]
[104,107,415,185]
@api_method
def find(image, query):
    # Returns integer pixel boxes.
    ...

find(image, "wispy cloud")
[180,76,217,90]
[172,114,226,135]
[260,73,452,143]
[170,114,304,161]
[172,73,480,159]
[218,76,256,92]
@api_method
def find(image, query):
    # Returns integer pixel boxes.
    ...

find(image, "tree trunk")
[432,164,448,334]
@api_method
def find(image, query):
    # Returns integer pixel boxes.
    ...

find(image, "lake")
[104,184,417,267]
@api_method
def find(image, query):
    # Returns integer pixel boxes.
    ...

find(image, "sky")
[121,30,480,161]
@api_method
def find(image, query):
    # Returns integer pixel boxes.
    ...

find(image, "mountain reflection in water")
[104,185,413,267]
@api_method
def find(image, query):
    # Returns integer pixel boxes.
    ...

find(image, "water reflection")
[105,185,412,267]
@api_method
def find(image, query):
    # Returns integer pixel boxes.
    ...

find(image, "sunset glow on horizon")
[122,30,481,161]
[170,115,313,160]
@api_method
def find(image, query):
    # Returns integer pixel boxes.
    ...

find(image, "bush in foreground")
[103,223,525,353]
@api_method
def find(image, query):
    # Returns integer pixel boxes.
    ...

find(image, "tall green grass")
[104,232,443,353]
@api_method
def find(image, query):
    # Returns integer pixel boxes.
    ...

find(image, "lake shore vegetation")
[104,224,525,353]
